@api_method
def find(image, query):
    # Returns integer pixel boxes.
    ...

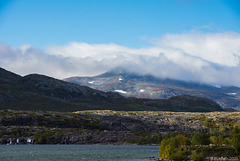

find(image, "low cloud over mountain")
[1,32,240,87]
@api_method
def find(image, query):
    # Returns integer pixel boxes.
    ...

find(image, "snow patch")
[88,81,95,84]
[227,93,237,95]
[140,89,145,93]
[114,90,127,94]
[212,84,221,88]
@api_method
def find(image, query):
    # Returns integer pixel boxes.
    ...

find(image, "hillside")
[64,68,240,109]
[1,109,240,145]
[0,67,223,112]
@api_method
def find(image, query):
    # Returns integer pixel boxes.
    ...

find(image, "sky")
[0,0,240,87]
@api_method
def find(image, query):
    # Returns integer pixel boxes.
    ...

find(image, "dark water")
[0,145,159,161]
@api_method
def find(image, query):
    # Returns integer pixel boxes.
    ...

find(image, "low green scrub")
[126,132,162,145]
[33,130,54,144]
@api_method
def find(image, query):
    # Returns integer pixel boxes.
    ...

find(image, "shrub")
[34,131,53,144]
[170,148,189,161]
[232,127,240,154]
[159,134,187,159]
[191,151,204,161]
[191,132,210,145]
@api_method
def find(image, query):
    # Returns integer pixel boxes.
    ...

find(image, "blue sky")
[1,0,240,87]
[0,0,240,49]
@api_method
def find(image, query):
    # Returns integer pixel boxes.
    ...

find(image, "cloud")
[155,32,240,66]
[0,43,112,78]
[1,32,240,87]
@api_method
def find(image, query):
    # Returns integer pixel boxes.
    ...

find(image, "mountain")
[0,67,22,84]
[0,67,222,112]
[64,68,240,109]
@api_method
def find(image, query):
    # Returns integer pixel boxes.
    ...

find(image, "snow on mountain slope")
[64,69,240,109]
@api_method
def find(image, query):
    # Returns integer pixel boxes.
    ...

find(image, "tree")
[209,135,223,145]
[191,132,210,145]
[159,134,187,159]
[232,127,240,154]
[170,148,189,161]
[191,151,204,161]
[160,138,173,159]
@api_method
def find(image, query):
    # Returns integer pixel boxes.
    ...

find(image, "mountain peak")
[64,69,240,109]
[97,67,153,80]
[97,67,132,77]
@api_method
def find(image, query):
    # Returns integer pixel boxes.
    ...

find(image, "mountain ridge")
[0,67,223,112]
[64,69,240,109]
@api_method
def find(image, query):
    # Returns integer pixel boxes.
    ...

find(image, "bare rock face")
[99,115,149,132]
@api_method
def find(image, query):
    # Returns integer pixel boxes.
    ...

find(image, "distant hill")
[0,67,223,112]
[64,68,240,109]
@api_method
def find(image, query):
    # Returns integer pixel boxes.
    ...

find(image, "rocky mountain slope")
[0,67,223,112]
[64,69,240,109]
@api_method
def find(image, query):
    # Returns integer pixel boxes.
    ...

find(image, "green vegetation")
[126,132,163,145]
[232,127,240,154]
[191,132,210,145]
[191,151,204,161]
[159,134,188,159]
[34,130,53,144]
[1,109,240,160]
[159,127,240,160]
[0,110,104,144]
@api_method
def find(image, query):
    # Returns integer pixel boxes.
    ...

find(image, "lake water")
[0,145,159,161]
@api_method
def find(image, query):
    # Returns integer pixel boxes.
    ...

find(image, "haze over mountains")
[64,68,240,110]
[0,67,223,112]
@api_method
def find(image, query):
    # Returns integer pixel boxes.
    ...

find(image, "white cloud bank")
[1,32,240,87]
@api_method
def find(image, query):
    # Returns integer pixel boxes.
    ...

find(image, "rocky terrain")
[64,68,240,109]
[1,109,240,145]
[0,67,223,112]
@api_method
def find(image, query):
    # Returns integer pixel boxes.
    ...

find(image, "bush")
[34,131,53,144]
[191,151,204,161]
[126,132,162,145]
[191,132,210,145]
[170,148,189,161]
[159,134,187,159]
[209,135,224,145]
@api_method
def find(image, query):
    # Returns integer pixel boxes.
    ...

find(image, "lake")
[0,144,159,161]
